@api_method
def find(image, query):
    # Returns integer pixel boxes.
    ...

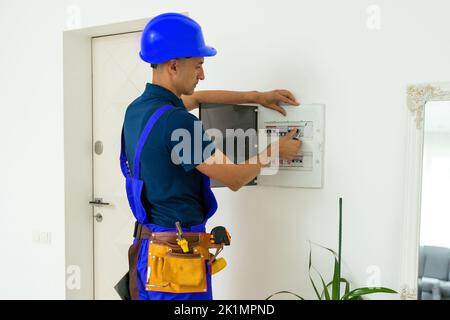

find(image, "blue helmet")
[140,13,217,64]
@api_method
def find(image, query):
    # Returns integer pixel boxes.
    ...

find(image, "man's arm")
[196,148,267,192]
[181,90,258,110]
[181,89,300,115]
[196,129,301,192]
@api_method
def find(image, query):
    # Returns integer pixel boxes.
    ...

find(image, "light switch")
[32,230,52,245]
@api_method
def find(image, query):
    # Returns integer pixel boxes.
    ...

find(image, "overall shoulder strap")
[121,105,174,179]
[120,127,131,178]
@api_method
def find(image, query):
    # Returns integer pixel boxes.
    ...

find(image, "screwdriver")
[175,221,190,253]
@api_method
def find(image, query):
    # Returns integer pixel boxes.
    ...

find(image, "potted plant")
[266,198,397,300]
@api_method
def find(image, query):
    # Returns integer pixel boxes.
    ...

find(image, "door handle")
[89,198,111,206]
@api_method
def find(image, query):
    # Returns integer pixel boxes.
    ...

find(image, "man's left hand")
[255,89,300,116]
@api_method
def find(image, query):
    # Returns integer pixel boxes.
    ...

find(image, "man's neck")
[152,77,181,98]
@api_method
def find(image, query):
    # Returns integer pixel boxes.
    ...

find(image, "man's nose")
[198,68,205,81]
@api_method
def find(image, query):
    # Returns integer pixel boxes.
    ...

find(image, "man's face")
[172,57,205,95]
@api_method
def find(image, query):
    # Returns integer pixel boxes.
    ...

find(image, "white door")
[92,32,151,299]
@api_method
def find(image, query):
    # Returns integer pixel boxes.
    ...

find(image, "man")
[120,12,301,300]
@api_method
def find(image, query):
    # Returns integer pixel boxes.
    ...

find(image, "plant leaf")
[311,261,332,300]
[317,270,331,300]
[322,278,350,299]
[341,287,397,300]
[309,242,341,300]
[308,242,322,300]
[266,291,304,300]
[341,277,350,295]
[331,257,341,300]
[310,241,338,258]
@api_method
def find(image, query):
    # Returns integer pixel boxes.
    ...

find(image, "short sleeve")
[166,109,216,172]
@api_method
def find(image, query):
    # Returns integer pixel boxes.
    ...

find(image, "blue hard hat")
[140,13,217,64]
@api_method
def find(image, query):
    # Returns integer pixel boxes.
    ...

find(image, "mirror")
[401,82,450,300]
[417,101,450,300]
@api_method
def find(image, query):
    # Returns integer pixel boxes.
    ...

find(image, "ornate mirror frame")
[400,82,450,299]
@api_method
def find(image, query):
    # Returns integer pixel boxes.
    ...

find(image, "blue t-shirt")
[123,83,215,228]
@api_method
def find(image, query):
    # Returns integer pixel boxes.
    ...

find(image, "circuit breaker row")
[264,121,314,171]
[265,121,313,140]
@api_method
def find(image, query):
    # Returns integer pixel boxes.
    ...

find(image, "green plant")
[266,198,397,300]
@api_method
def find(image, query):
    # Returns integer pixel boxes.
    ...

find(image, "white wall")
[1,0,450,299]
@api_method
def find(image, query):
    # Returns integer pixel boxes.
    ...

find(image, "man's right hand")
[277,128,302,161]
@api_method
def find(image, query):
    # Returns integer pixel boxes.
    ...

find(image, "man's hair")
[151,57,191,70]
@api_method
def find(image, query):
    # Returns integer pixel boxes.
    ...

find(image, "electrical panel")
[200,103,325,188]
[257,104,324,188]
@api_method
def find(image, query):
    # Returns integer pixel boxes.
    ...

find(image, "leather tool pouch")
[146,243,208,293]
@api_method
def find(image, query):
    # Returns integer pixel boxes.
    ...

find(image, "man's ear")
[166,59,178,74]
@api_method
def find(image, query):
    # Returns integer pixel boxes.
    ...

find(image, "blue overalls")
[120,105,218,300]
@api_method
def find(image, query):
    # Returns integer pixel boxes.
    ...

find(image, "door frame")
[63,14,186,300]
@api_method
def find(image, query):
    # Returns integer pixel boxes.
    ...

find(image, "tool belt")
[133,222,224,294]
